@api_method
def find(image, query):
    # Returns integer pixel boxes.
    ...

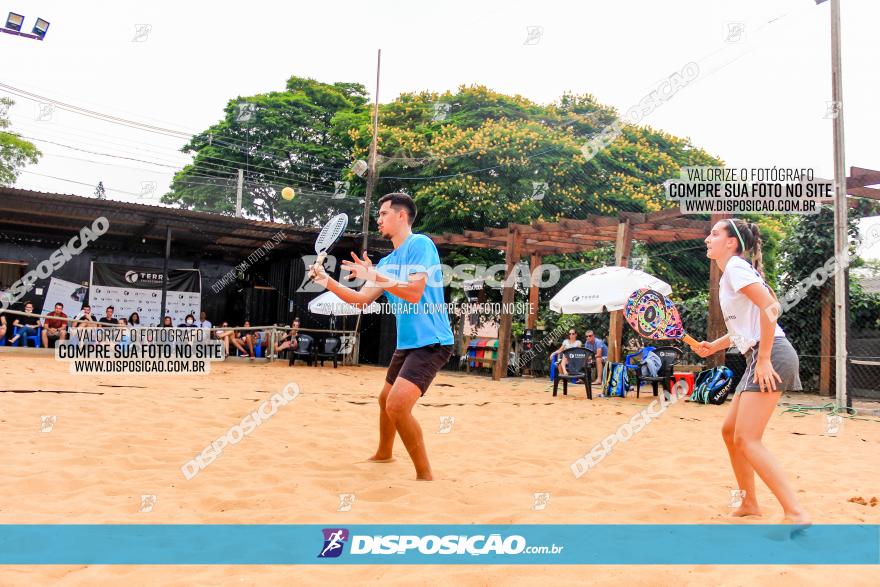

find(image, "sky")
[1,0,878,256]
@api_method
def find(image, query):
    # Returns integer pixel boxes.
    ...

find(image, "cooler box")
[672,372,696,396]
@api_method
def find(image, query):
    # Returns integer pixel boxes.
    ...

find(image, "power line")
[0,82,354,175]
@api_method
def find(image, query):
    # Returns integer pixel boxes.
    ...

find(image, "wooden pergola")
[431,165,880,384]
[431,209,713,380]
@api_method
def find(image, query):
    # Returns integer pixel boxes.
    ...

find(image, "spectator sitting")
[73,305,98,329]
[276,318,300,353]
[10,301,40,346]
[160,316,174,327]
[98,306,116,326]
[215,320,234,355]
[0,309,7,343]
[42,302,69,348]
[117,318,130,344]
[583,330,608,384]
[178,314,197,327]
[230,320,256,359]
[198,311,212,330]
[128,312,141,326]
[551,328,582,376]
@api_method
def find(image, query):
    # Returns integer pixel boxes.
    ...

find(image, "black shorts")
[385,343,453,396]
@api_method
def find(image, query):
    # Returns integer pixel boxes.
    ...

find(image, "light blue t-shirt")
[584,337,608,357]
[375,233,454,350]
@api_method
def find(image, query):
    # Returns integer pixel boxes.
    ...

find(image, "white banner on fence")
[40,277,86,318]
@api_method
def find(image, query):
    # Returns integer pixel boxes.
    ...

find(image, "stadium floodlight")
[32,18,50,40]
[5,12,24,31]
[351,160,368,178]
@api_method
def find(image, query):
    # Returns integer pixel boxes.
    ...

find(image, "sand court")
[0,355,878,585]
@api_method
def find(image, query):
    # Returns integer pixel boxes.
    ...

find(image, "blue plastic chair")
[12,325,42,348]
[624,346,656,388]
[237,334,263,358]
[625,346,656,370]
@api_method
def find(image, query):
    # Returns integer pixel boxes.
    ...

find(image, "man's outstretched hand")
[341,251,375,282]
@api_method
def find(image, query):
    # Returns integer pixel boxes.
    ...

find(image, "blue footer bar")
[0,524,876,564]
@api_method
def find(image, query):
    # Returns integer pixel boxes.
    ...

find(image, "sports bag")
[690,366,734,405]
[602,362,628,398]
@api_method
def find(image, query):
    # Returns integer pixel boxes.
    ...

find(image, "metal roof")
[0,187,386,259]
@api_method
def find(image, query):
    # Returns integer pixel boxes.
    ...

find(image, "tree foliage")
[346,86,722,237]
[776,202,880,388]
[0,98,41,186]
[162,76,370,225]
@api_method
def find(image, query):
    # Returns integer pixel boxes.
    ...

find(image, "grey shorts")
[736,336,803,393]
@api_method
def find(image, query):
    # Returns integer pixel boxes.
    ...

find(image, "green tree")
[776,202,880,388]
[162,76,370,225]
[0,97,41,186]
[343,85,725,336]
[345,86,720,235]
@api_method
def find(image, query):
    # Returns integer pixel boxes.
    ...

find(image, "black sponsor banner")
[91,263,200,292]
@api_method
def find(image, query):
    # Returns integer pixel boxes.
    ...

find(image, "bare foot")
[366,455,395,463]
[416,473,433,481]
[731,504,762,517]
[782,511,812,526]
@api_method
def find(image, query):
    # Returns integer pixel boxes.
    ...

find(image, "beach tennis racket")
[308,213,348,281]
[623,288,700,351]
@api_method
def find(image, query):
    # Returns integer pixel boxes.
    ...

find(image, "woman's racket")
[308,213,348,281]
[623,288,700,351]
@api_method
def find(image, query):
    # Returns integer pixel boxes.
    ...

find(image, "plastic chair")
[635,346,682,398]
[236,332,263,358]
[552,347,595,399]
[625,346,656,390]
[625,346,657,370]
[315,336,342,368]
[466,339,480,369]
[12,325,41,348]
[289,334,315,366]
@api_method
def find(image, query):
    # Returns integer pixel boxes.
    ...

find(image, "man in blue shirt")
[310,192,453,481]
[583,330,608,384]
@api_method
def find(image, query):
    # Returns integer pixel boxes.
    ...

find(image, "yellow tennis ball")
[281,186,295,201]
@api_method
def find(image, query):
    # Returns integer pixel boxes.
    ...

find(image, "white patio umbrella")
[307,290,382,315]
[549,266,672,314]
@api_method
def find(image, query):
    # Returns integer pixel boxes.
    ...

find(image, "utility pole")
[360,49,381,254]
[236,168,244,218]
[826,0,849,409]
[160,226,172,322]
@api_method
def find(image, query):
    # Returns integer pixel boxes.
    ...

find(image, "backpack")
[690,366,734,405]
[602,362,628,398]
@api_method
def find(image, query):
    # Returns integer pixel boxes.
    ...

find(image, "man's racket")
[308,213,348,281]
[623,288,700,351]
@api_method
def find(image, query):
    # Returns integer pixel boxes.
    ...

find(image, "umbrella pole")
[351,312,363,366]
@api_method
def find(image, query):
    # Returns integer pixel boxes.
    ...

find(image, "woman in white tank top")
[695,218,809,525]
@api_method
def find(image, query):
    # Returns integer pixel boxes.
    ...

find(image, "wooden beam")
[847,186,880,200]
[618,212,647,224]
[644,208,685,223]
[494,227,521,380]
[633,228,707,240]
[523,242,590,253]
[608,219,633,363]
[528,252,541,330]
[535,232,610,243]
[849,166,880,188]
